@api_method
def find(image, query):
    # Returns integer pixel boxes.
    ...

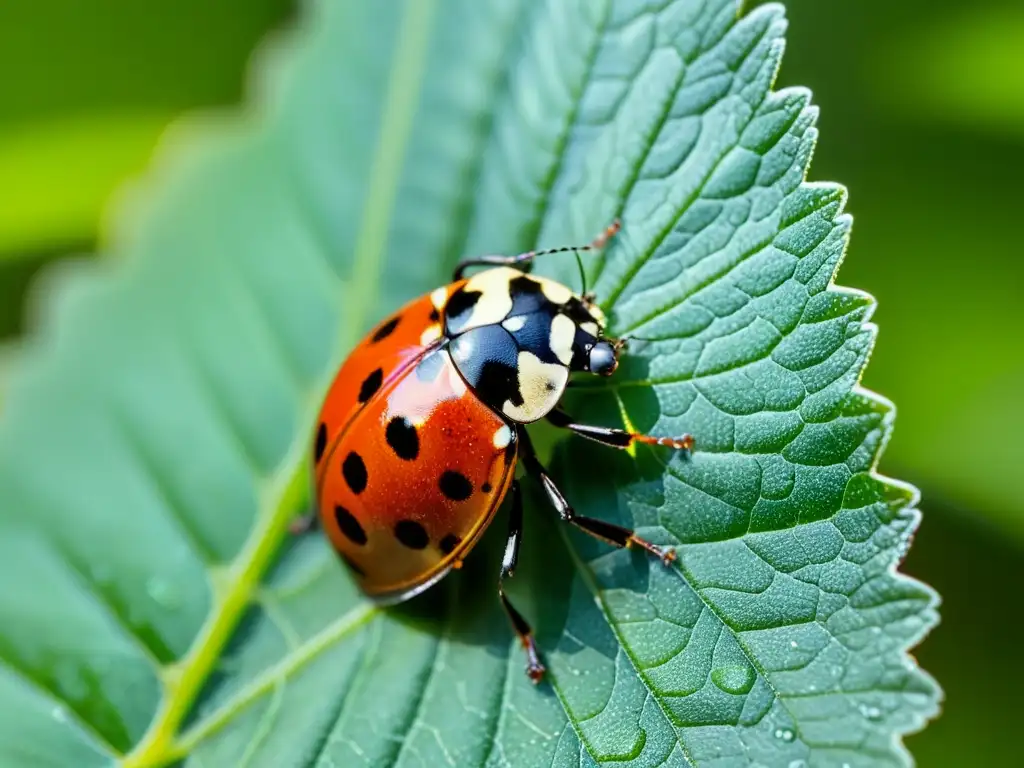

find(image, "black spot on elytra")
[372,316,401,343]
[429,307,440,322]
[439,470,473,501]
[481,482,492,493]
[358,368,383,403]
[385,416,419,460]
[314,422,327,462]
[440,533,461,555]
[395,520,429,550]
[334,506,367,545]
[444,288,482,334]
[342,452,368,494]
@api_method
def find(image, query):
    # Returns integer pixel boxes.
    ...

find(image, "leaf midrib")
[120,2,437,763]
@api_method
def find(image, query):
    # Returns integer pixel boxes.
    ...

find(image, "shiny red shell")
[312,288,518,603]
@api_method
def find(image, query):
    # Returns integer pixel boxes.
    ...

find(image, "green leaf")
[0,0,941,766]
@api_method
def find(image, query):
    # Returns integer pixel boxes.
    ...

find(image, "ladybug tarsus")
[525,648,547,685]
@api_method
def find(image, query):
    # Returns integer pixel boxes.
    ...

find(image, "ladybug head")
[588,340,619,377]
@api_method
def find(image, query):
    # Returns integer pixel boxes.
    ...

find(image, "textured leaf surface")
[0,1,940,766]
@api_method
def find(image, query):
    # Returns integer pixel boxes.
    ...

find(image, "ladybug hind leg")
[498,479,546,683]
[517,426,677,567]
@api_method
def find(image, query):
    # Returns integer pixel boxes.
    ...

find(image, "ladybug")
[302,222,694,682]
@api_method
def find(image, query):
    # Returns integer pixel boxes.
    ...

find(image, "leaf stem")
[120,2,438,764]
[165,602,377,761]
[120,456,311,768]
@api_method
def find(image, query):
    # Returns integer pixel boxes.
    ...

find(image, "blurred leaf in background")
[779,0,1024,764]
[0,0,295,336]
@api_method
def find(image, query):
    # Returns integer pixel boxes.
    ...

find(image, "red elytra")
[303,222,695,682]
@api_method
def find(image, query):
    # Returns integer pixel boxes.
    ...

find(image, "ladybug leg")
[288,509,320,535]
[517,427,677,566]
[498,479,546,684]
[545,408,694,452]
[452,220,621,280]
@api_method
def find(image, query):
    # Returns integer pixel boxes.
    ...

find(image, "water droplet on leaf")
[774,728,795,742]
[711,664,755,694]
[859,704,882,721]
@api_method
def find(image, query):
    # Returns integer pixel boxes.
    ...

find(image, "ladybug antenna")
[520,220,621,291]
[453,221,622,282]
[572,247,588,297]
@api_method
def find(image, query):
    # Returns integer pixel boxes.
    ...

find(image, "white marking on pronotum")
[502,315,527,333]
[420,324,442,347]
[493,425,512,449]
[460,267,516,330]
[537,277,572,305]
[502,351,568,422]
[430,286,448,310]
[549,314,576,365]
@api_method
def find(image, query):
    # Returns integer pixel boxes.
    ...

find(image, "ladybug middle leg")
[516,427,677,566]
[452,220,621,280]
[498,478,546,683]
[545,408,694,452]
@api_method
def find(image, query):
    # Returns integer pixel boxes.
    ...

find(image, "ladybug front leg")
[517,426,677,566]
[498,479,546,684]
[545,408,694,452]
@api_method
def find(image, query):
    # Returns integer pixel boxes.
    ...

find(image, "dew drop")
[51,705,68,724]
[789,640,798,649]
[859,704,882,721]
[774,728,795,742]
[146,577,181,610]
[711,664,755,695]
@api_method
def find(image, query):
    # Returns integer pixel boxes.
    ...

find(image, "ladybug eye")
[588,341,618,376]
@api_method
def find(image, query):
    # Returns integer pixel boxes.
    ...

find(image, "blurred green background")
[0,0,1019,764]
